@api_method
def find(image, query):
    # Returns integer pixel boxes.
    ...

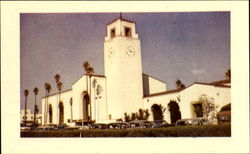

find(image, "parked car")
[56,124,68,130]
[175,118,203,126]
[64,126,81,130]
[36,125,56,130]
[89,123,107,129]
[20,126,32,131]
[107,122,129,129]
[74,125,90,130]
[217,103,231,124]
[151,120,173,128]
[129,120,153,128]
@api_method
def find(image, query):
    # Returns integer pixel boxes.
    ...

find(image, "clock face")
[126,45,135,57]
[108,47,115,58]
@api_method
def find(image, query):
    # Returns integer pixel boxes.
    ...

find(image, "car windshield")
[177,121,186,126]
[162,121,167,124]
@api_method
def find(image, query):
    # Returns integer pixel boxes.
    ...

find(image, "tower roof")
[107,14,135,26]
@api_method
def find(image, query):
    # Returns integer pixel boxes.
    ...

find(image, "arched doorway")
[82,93,90,121]
[151,104,165,121]
[168,101,182,124]
[49,104,53,123]
[59,102,64,124]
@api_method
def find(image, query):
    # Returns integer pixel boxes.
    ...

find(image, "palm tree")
[54,74,63,124]
[225,69,231,80]
[176,79,185,89]
[176,80,181,89]
[35,105,39,124]
[44,83,51,125]
[24,89,29,126]
[70,98,73,122]
[33,87,39,126]
[83,61,94,121]
[83,61,90,93]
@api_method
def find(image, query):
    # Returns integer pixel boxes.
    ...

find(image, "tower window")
[109,114,112,120]
[111,28,116,38]
[124,27,132,37]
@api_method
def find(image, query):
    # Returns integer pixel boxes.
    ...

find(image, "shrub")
[199,94,219,121]
[124,109,150,122]
[21,124,230,137]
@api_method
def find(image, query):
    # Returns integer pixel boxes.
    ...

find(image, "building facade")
[41,17,231,125]
[20,109,42,126]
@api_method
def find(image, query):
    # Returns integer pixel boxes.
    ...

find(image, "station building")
[41,17,231,125]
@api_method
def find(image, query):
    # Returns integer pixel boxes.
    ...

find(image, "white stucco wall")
[41,75,108,125]
[72,75,107,123]
[42,90,72,125]
[143,92,180,123]
[105,18,138,41]
[104,19,143,120]
[179,84,231,119]
[72,75,88,121]
[142,83,231,123]
[148,76,167,94]
[89,76,107,123]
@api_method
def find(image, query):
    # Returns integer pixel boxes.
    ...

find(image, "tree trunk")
[89,75,92,121]
[86,75,88,119]
[34,97,36,125]
[44,92,47,125]
[24,96,27,126]
[46,92,50,125]
[58,92,61,124]
[70,105,73,122]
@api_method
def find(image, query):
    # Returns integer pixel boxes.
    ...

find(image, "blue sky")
[20,12,230,113]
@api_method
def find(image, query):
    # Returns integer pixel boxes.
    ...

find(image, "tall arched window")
[49,104,53,123]
[59,102,64,124]
[82,93,90,121]
[168,101,182,124]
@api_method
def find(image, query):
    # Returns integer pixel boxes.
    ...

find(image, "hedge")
[21,124,231,137]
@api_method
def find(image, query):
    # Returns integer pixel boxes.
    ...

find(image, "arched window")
[168,101,182,124]
[151,104,165,121]
[49,104,53,123]
[59,102,64,124]
[82,93,90,121]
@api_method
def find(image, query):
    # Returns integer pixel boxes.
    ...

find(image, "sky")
[20,12,230,113]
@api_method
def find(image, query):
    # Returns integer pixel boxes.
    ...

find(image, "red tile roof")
[209,79,231,85]
[107,17,135,26]
[41,89,72,99]
[143,89,182,98]
[143,79,231,98]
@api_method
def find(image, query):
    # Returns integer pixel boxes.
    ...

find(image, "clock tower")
[104,16,143,120]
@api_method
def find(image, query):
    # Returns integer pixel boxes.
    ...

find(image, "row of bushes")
[21,124,231,137]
